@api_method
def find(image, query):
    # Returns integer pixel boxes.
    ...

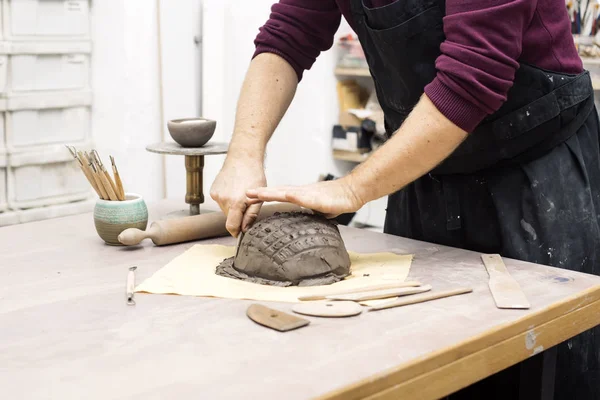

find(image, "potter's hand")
[246,178,364,219]
[210,158,266,237]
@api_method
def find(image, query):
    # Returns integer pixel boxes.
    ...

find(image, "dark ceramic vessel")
[167,118,216,147]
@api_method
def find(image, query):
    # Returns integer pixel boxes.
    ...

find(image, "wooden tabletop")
[2,200,600,400]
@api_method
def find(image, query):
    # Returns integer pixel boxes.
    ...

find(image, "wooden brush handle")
[118,202,304,246]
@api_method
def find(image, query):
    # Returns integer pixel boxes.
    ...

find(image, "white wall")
[90,0,164,202]
[159,0,203,205]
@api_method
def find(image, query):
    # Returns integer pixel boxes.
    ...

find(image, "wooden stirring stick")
[110,156,125,200]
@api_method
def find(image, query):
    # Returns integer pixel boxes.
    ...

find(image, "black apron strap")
[491,71,592,139]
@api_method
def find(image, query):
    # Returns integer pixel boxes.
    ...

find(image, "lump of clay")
[216,212,351,287]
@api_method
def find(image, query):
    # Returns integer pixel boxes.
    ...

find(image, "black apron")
[348,0,600,398]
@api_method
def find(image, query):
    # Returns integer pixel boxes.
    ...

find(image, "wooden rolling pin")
[117,203,304,246]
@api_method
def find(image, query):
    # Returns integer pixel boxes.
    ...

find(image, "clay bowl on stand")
[94,193,148,246]
[167,118,217,147]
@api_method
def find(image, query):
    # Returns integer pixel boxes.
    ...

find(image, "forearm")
[347,94,468,203]
[226,53,298,164]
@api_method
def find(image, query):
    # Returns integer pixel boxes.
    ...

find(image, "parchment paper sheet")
[135,244,413,303]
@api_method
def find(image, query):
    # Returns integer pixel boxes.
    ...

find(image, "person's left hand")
[246,178,365,218]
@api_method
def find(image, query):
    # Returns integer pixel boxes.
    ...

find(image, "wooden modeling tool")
[117,203,303,246]
[88,159,109,200]
[91,150,119,201]
[65,146,102,197]
[326,284,432,302]
[246,304,309,332]
[482,254,530,309]
[297,281,422,301]
[368,288,473,311]
[292,301,363,318]
[67,145,128,202]
[235,231,244,258]
[110,155,125,200]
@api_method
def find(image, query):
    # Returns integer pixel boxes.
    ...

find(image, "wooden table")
[2,200,600,400]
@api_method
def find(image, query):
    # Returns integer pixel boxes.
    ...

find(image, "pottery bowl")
[167,118,217,147]
[94,193,148,246]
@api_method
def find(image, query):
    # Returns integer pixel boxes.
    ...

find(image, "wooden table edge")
[318,284,600,400]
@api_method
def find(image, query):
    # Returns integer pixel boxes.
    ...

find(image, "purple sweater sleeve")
[253,0,342,81]
[424,0,538,132]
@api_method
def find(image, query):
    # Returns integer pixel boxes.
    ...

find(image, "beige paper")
[135,244,413,303]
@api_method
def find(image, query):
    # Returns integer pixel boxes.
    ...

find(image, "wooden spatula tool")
[246,304,310,332]
[482,254,530,309]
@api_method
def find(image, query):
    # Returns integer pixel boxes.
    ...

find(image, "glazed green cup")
[93,193,148,245]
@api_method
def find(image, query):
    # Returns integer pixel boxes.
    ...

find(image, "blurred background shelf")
[334,67,371,77]
[333,149,370,163]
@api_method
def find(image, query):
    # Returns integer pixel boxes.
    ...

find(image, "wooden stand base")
[146,141,229,216]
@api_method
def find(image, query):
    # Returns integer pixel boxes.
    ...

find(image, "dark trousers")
[384,110,600,399]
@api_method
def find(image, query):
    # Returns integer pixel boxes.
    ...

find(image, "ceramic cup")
[94,193,148,246]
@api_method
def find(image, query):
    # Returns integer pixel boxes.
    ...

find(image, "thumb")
[242,202,263,232]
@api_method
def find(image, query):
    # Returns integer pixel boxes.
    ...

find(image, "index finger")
[225,201,247,237]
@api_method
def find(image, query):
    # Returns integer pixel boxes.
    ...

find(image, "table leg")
[185,155,204,215]
[518,345,558,400]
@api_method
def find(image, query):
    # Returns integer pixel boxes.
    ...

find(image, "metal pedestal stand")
[146,141,228,216]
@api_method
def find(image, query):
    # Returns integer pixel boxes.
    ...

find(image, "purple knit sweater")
[253,0,583,132]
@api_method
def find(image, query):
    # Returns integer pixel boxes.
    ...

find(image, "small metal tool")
[65,145,78,158]
[126,266,137,305]
[234,231,244,259]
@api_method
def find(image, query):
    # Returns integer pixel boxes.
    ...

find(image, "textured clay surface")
[216,212,351,286]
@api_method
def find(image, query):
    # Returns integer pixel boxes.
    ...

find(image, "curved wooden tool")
[297,281,422,301]
[326,284,432,302]
[368,288,473,311]
[118,202,304,246]
[292,301,363,318]
[246,304,310,332]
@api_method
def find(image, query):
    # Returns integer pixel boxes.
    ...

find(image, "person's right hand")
[210,157,266,237]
